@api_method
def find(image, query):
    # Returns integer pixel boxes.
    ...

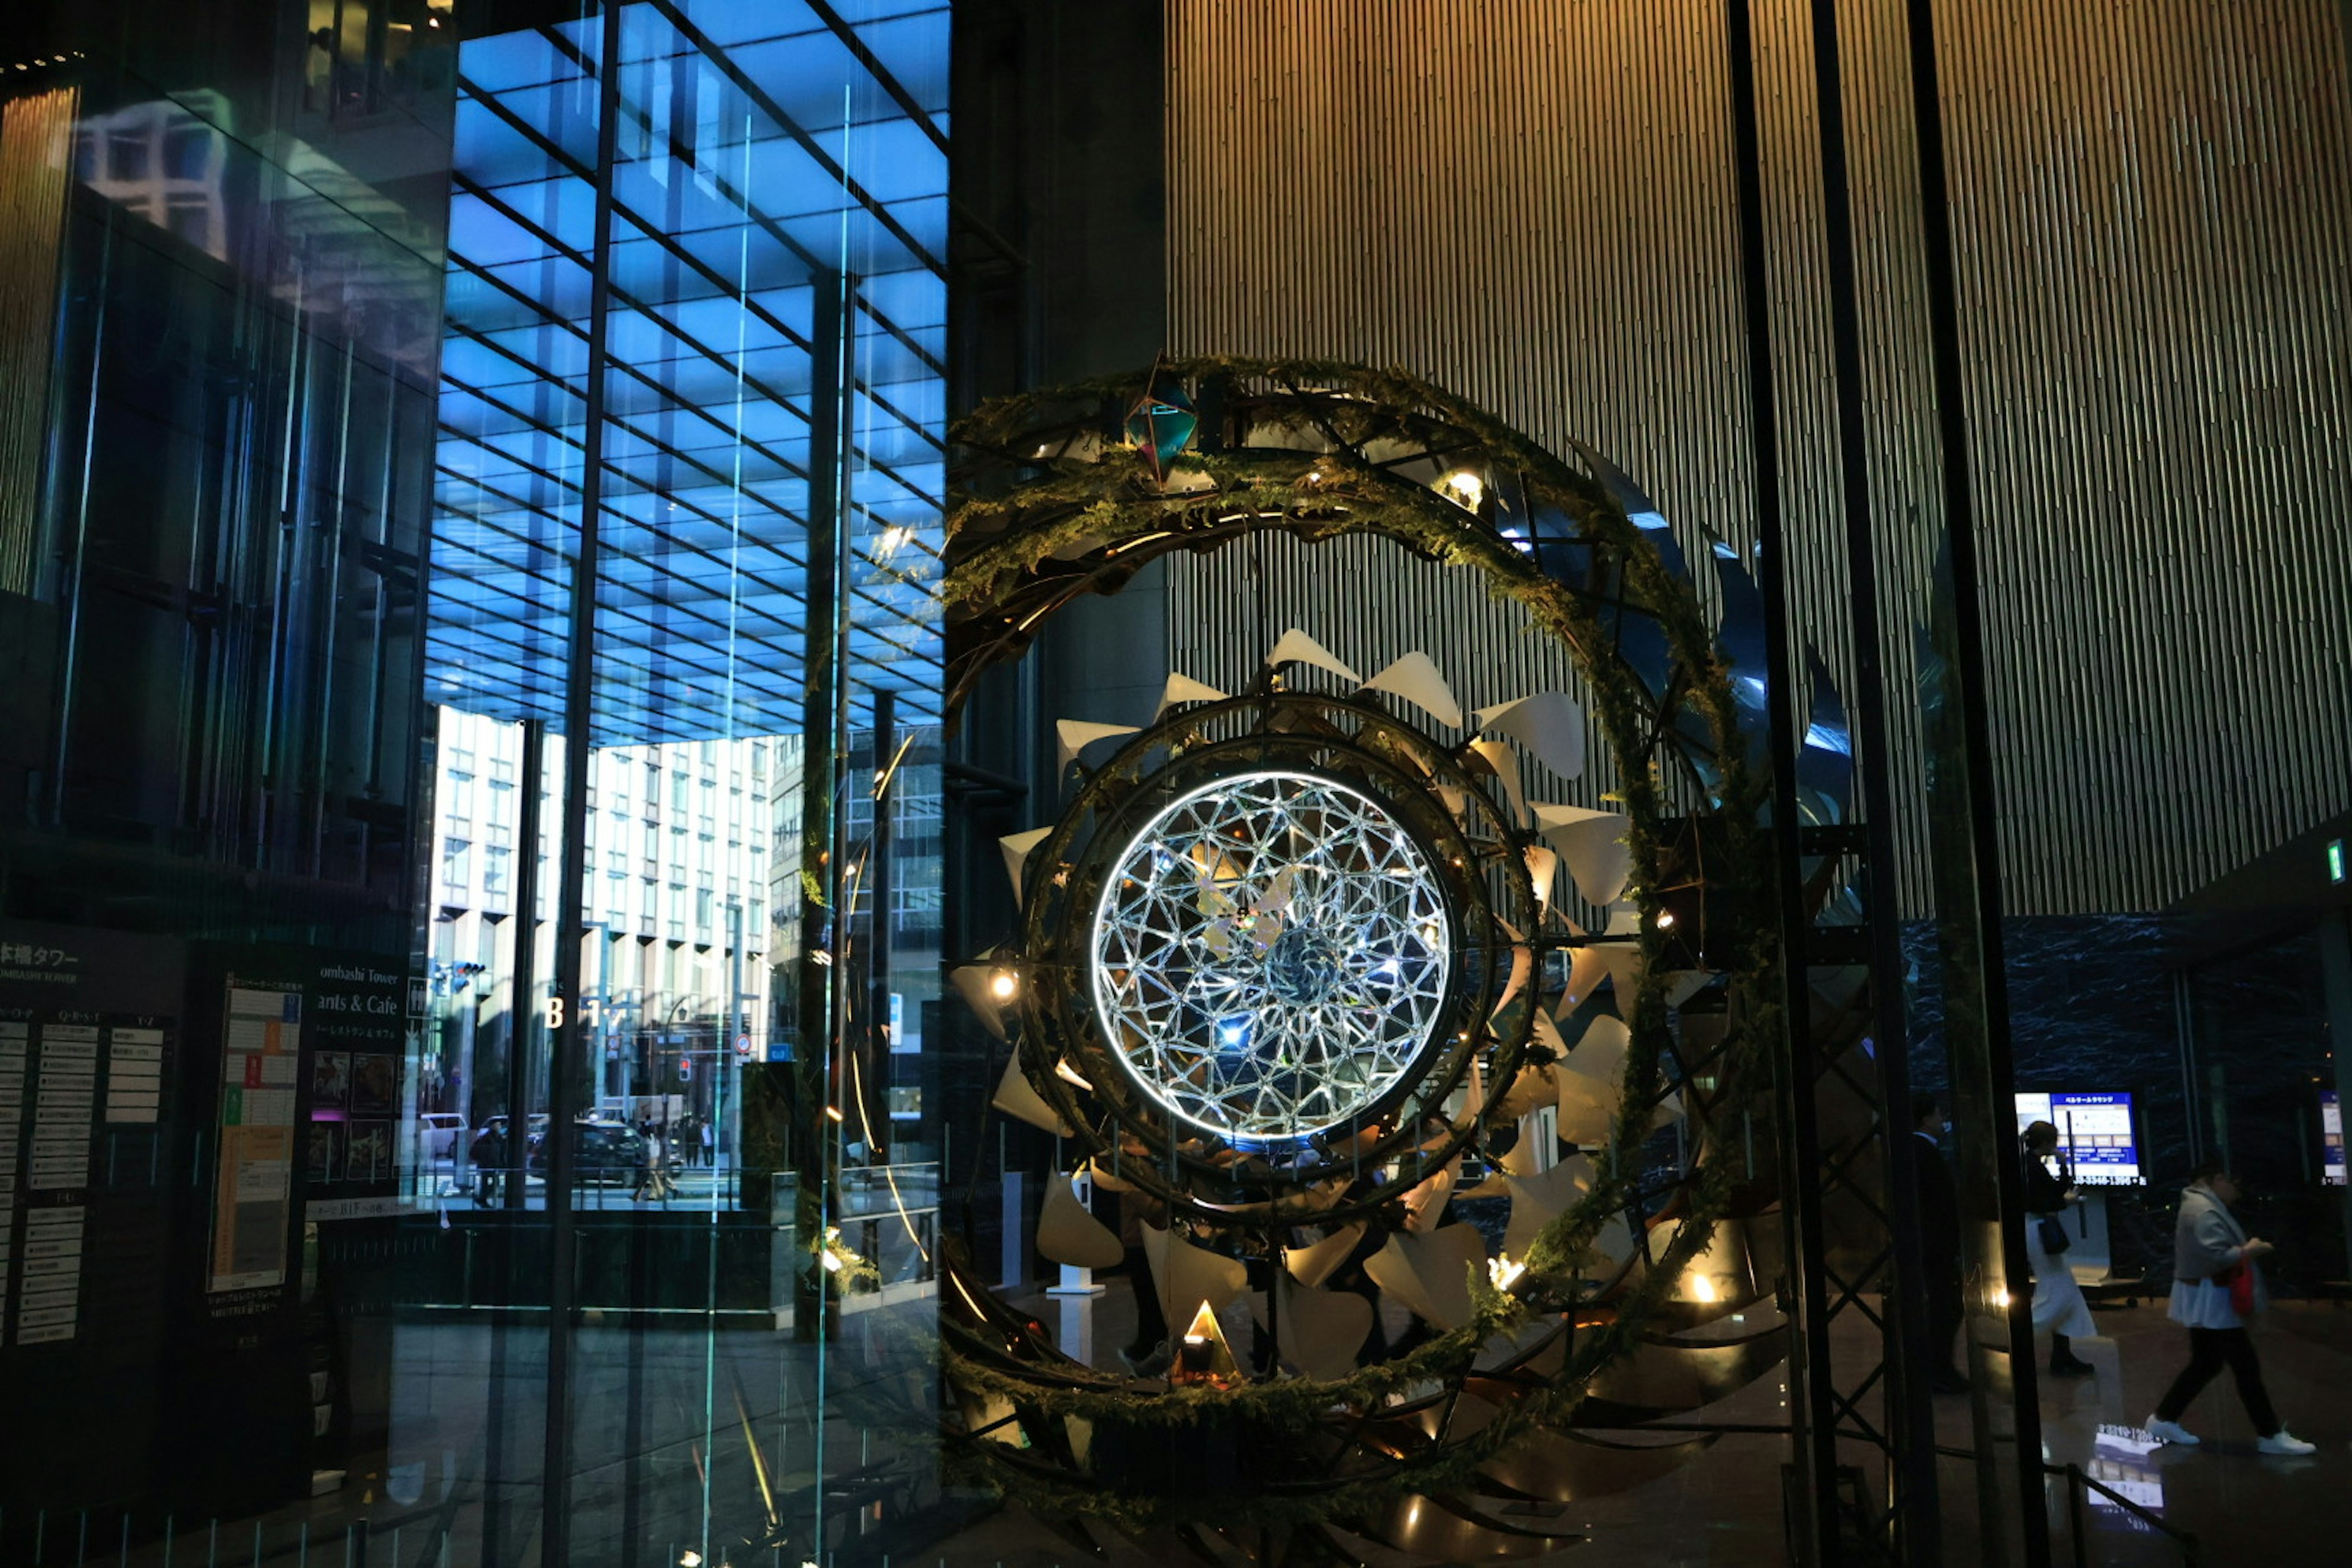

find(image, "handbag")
[2218,1258,2256,1314]
[2036,1214,2071,1256]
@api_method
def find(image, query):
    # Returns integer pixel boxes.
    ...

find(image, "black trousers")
[2155,1326,2279,1435]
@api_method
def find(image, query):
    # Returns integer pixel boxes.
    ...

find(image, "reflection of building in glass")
[72,92,230,260]
[421,703,781,1129]
[427,3,946,1154]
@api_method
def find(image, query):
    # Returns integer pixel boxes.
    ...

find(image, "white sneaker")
[2145,1415,2201,1447]
[2257,1430,2316,1456]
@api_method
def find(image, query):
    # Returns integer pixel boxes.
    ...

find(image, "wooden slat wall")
[0,86,75,599]
[1163,528,1606,809]
[1161,0,2352,916]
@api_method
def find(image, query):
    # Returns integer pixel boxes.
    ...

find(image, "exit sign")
[2331,839,2346,884]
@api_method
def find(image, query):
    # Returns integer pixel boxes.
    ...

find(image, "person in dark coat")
[1910,1095,1969,1393]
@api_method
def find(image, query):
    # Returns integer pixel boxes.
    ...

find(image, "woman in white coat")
[2019,1121,2096,1377]
[2144,1162,2314,1453]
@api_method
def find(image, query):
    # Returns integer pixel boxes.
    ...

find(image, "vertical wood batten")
[1163,0,2352,914]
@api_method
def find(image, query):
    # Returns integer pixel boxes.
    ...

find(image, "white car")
[417,1113,468,1161]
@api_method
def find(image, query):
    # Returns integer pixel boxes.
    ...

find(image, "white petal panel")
[1284,1222,1366,1289]
[1533,804,1632,905]
[1055,719,1141,773]
[1554,1065,1618,1147]
[1474,692,1587,782]
[998,826,1053,907]
[1153,671,1227,718]
[1038,1172,1125,1270]
[1559,945,1611,1011]
[1467,737,1529,827]
[1359,650,1465,728]
[1398,1155,1460,1234]
[1141,1222,1249,1329]
[1596,944,1646,999]
[949,965,1008,1041]
[1502,1155,1594,1260]
[1364,1223,1486,1330]
[1265,627,1363,684]
[990,1054,1072,1137]
[1084,1157,1137,1192]
[1486,1061,1555,1123]
[1524,844,1561,910]
[1566,1013,1630,1082]
[1270,1276,1373,1381]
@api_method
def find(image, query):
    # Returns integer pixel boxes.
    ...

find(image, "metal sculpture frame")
[929,358,1808,1560]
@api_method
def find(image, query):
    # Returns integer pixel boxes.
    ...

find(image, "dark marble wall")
[1905,913,2343,1284]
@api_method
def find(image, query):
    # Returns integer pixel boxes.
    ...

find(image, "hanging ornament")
[1122,373,1198,486]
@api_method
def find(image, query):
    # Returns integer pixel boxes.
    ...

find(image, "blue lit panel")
[428,0,948,747]
[2015,1091,2141,1186]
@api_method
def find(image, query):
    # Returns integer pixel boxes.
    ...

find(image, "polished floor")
[12,1287,2342,1565]
[944,1282,2348,1566]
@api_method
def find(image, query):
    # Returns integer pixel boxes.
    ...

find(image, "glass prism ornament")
[1123,379,1197,484]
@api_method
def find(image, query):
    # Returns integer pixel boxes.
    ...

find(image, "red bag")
[2218,1259,2256,1315]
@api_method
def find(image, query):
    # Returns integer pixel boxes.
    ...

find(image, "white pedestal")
[997,1170,1029,1292]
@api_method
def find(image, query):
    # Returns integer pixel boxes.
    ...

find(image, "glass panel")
[0,1,943,1562]
[421,3,949,1564]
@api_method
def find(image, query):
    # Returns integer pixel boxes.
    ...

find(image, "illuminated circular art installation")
[1088,769,1455,1144]
[902,358,1794,1561]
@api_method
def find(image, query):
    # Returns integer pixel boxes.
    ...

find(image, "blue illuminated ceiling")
[427,0,947,747]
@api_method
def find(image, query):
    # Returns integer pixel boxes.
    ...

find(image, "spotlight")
[1439,469,1485,511]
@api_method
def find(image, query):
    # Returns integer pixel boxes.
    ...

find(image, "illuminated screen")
[2325,1091,2345,1188]
[2015,1091,2141,1186]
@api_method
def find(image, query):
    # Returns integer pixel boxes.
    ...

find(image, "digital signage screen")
[2324,1090,2344,1188]
[2016,1091,2141,1186]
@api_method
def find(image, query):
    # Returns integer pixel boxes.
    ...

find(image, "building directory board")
[0,924,182,1354]
[2015,1090,2141,1185]
[207,982,301,1294]
[2324,1090,2344,1188]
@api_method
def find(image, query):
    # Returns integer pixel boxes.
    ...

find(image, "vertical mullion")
[543,4,628,1560]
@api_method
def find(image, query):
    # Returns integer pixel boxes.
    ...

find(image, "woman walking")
[2144,1162,2314,1453]
[2021,1121,2097,1378]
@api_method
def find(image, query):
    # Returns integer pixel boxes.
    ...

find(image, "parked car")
[526,1120,676,1186]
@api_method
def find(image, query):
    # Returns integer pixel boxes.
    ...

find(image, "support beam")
[540,5,625,1559]
[1901,1,2049,1562]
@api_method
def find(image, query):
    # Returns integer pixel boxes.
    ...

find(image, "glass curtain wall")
[420,2,948,1566]
[0,0,458,1555]
[1,2,945,1565]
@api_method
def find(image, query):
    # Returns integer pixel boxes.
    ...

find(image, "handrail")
[1934,1444,2199,1566]
[2055,1460,2199,1567]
